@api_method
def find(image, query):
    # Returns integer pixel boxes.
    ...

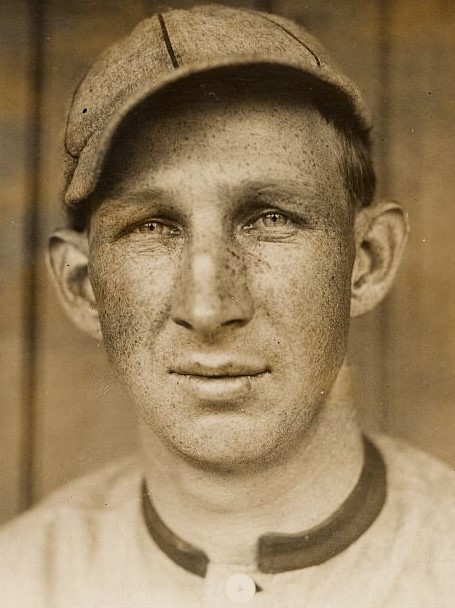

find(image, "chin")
[172,443,275,473]
[157,412,306,473]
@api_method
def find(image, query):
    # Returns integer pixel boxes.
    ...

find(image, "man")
[0,4,454,606]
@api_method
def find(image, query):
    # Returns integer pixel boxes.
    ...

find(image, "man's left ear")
[46,229,102,340]
[350,201,409,317]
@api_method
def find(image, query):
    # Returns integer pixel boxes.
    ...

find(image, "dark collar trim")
[141,436,386,577]
[142,481,209,577]
[257,436,387,572]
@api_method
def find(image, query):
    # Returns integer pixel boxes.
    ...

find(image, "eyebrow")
[95,187,175,216]
[224,179,321,210]
[95,178,321,220]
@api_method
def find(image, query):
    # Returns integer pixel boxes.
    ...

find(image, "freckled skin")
[87,93,356,471]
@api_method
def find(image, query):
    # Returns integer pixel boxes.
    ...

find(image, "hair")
[66,65,376,231]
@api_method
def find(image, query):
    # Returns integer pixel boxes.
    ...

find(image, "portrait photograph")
[0,1,454,606]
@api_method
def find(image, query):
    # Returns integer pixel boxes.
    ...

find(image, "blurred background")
[1,0,454,525]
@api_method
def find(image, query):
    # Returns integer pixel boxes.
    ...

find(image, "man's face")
[87,90,356,470]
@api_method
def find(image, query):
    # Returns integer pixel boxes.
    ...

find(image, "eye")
[243,210,296,232]
[131,220,180,237]
[255,212,290,228]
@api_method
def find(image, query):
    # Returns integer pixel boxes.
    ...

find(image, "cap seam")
[254,12,321,68]
[158,13,179,69]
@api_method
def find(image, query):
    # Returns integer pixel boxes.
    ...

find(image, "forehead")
[94,74,346,207]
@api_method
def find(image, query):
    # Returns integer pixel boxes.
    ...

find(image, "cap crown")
[64,4,369,206]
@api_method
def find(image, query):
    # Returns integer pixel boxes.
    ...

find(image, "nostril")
[174,317,193,330]
[222,318,247,328]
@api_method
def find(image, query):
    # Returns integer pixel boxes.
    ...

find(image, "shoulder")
[0,454,143,607]
[372,433,455,505]
[321,435,455,605]
[40,452,143,510]
[0,453,143,542]
[369,434,455,578]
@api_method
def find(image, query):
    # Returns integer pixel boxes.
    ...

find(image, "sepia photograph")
[0,0,454,605]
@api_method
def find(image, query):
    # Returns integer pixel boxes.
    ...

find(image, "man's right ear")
[46,229,102,340]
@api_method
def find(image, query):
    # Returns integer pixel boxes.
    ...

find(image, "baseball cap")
[63,4,371,207]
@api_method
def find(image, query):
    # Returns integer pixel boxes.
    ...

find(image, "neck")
[139,364,363,566]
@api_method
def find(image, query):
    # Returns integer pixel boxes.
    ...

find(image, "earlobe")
[350,201,409,318]
[46,229,102,340]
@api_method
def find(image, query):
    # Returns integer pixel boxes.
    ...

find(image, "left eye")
[245,212,292,231]
[256,212,289,228]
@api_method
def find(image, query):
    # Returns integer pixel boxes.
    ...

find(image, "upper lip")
[170,354,269,378]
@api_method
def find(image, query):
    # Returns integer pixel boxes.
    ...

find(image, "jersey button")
[224,573,257,604]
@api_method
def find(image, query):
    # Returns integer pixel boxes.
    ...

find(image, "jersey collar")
[141,435,386,576]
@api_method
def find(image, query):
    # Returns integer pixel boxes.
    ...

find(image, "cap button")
[224,572,257,604]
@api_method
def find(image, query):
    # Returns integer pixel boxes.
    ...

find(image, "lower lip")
[176,374,263,401]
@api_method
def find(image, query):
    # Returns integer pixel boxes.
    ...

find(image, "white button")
[224,573,256,604]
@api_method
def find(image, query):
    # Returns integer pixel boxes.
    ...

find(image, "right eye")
[131,220,180,237]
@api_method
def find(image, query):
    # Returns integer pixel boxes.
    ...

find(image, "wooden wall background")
[1,0,454,524]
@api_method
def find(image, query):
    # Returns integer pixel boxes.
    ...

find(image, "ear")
[46,229,102,340]
[350,201,409,318]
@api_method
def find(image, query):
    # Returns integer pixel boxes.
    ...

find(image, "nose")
[171,236,254,338]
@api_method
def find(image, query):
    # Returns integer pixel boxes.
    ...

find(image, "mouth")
[170,355,270,402]
[174,370,267,379]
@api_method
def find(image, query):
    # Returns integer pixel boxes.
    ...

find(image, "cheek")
[88,247,175,363]
[252,235,354,364]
